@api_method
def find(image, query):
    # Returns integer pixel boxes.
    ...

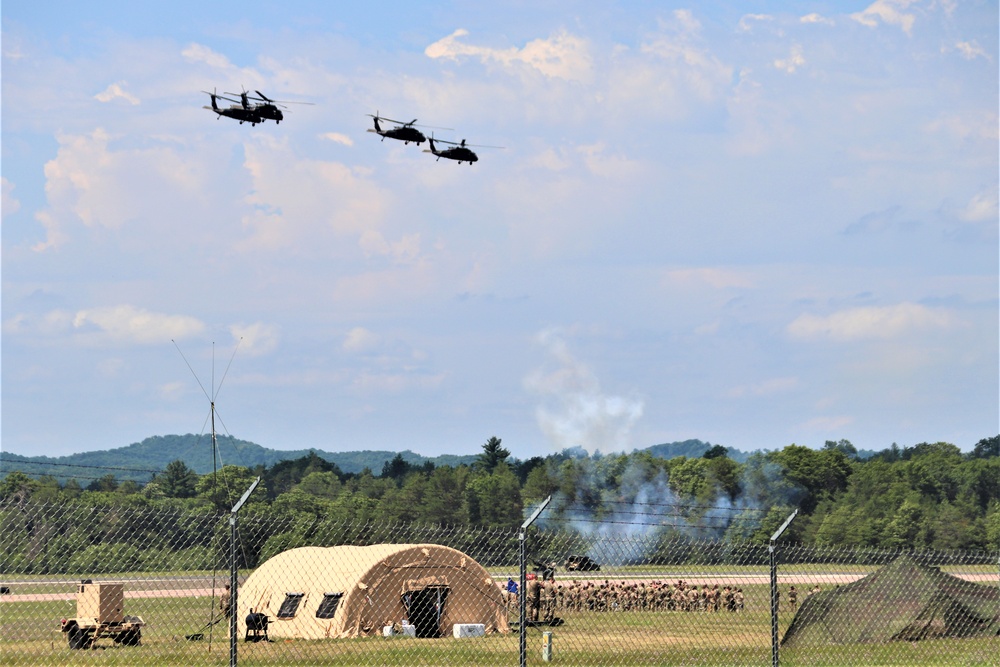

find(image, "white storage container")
[452,623,486,638]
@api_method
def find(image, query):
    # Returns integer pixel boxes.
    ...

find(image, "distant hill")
[1,435,759,485]
[639,439,752,463]
[0,434,478,483]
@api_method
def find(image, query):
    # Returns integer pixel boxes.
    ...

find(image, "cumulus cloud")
[239,135,388,253]
[2,177,20,218]
[3,310,74,337]
[737,14,774,33]
[524,329,644,455]
[342,326,380,353]
[957,186,999,223]
[800,13,835,26]
[787,303,954,341]
[181,43,234,69]
[640,11,732,103]
[425,29,592,82]
[851,0,918,35]
[72,305,205,344]
[95,82,140,105]
[320,132,354,146]
[940,186,1000,240]
[229,322,280,356]
[358,230,421,263]
[774,45,806,73]
[954,40,990,61]
[32,129,219,252]
[922,109,999,145]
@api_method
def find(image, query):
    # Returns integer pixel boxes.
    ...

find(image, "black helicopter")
[367,113,451,145]
[227,90,314,125]
[424,136,504,165]
[202,89,263,125]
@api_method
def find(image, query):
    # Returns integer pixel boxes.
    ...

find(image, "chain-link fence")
[1,501,997,666]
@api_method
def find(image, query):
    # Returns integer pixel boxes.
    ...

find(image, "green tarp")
[781,555,1000,646]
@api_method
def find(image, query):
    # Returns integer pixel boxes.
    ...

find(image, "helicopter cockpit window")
[277,592,305,619]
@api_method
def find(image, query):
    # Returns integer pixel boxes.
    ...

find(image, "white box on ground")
[383,624,416,637]
[452,623,485,638]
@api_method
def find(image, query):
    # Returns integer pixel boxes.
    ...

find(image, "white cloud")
[737,14,774,33]
[229,322,280,356]
[800,13,835,26]
[924,111,1000,141]
[524,329,644,454]
[343,327,379,353]
[954,40,989,61]
[239,135,389,253]
[425,29,592,82]
[640,13,732,104]
[958,187,999,223]
[788,303,954,341]
[158,381,187,401]
[320,132,354,146]
[575,142,641,179]
[774,45,806,73]
[726,69,768,155]
[2,310,74,337]
[358,230,422,263]
[32,129,221,252]
[95,82,140,105]
[181,43,234,69]
[851,0,918,35]
[73,305,205,344]
[2,177,20,218]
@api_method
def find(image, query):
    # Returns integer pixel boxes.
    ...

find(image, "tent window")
[277,592,305,619]
[315,592,343,619]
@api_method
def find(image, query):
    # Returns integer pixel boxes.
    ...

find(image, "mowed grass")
[2,585,996,666]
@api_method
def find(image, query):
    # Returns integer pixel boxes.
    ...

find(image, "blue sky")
[2,1,997,460]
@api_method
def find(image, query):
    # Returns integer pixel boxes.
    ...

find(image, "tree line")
[1,436,997,575]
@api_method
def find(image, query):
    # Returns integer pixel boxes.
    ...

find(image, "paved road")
[3,571,996,603]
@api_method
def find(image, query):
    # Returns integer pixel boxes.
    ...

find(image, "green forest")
[2,435,998,573]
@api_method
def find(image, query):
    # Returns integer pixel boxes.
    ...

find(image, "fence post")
[229,477,260,667]
[769,509,798,667]
[519,496,551,667]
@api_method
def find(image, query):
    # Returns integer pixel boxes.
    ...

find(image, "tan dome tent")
[237,544,510,640]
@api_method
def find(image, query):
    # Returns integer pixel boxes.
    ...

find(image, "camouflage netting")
[781,554,1000,646]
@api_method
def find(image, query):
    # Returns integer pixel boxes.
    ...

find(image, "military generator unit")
[60,581,144,649]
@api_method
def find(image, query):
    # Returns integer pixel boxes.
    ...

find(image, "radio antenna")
[172,338,243,489]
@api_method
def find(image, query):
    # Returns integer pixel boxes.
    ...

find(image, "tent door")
[402,585,449,638]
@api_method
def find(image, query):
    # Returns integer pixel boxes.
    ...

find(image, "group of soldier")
[519,577,749,622]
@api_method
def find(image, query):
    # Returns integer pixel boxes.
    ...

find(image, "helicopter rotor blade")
[250,91,314,106]
[367,113,406,125]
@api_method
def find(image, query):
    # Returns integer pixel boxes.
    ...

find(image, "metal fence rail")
[1,501,997,666]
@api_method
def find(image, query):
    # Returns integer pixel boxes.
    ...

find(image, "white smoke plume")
[524,329,644,455]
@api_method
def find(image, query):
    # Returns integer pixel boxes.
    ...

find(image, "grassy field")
[2,582,997,666]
